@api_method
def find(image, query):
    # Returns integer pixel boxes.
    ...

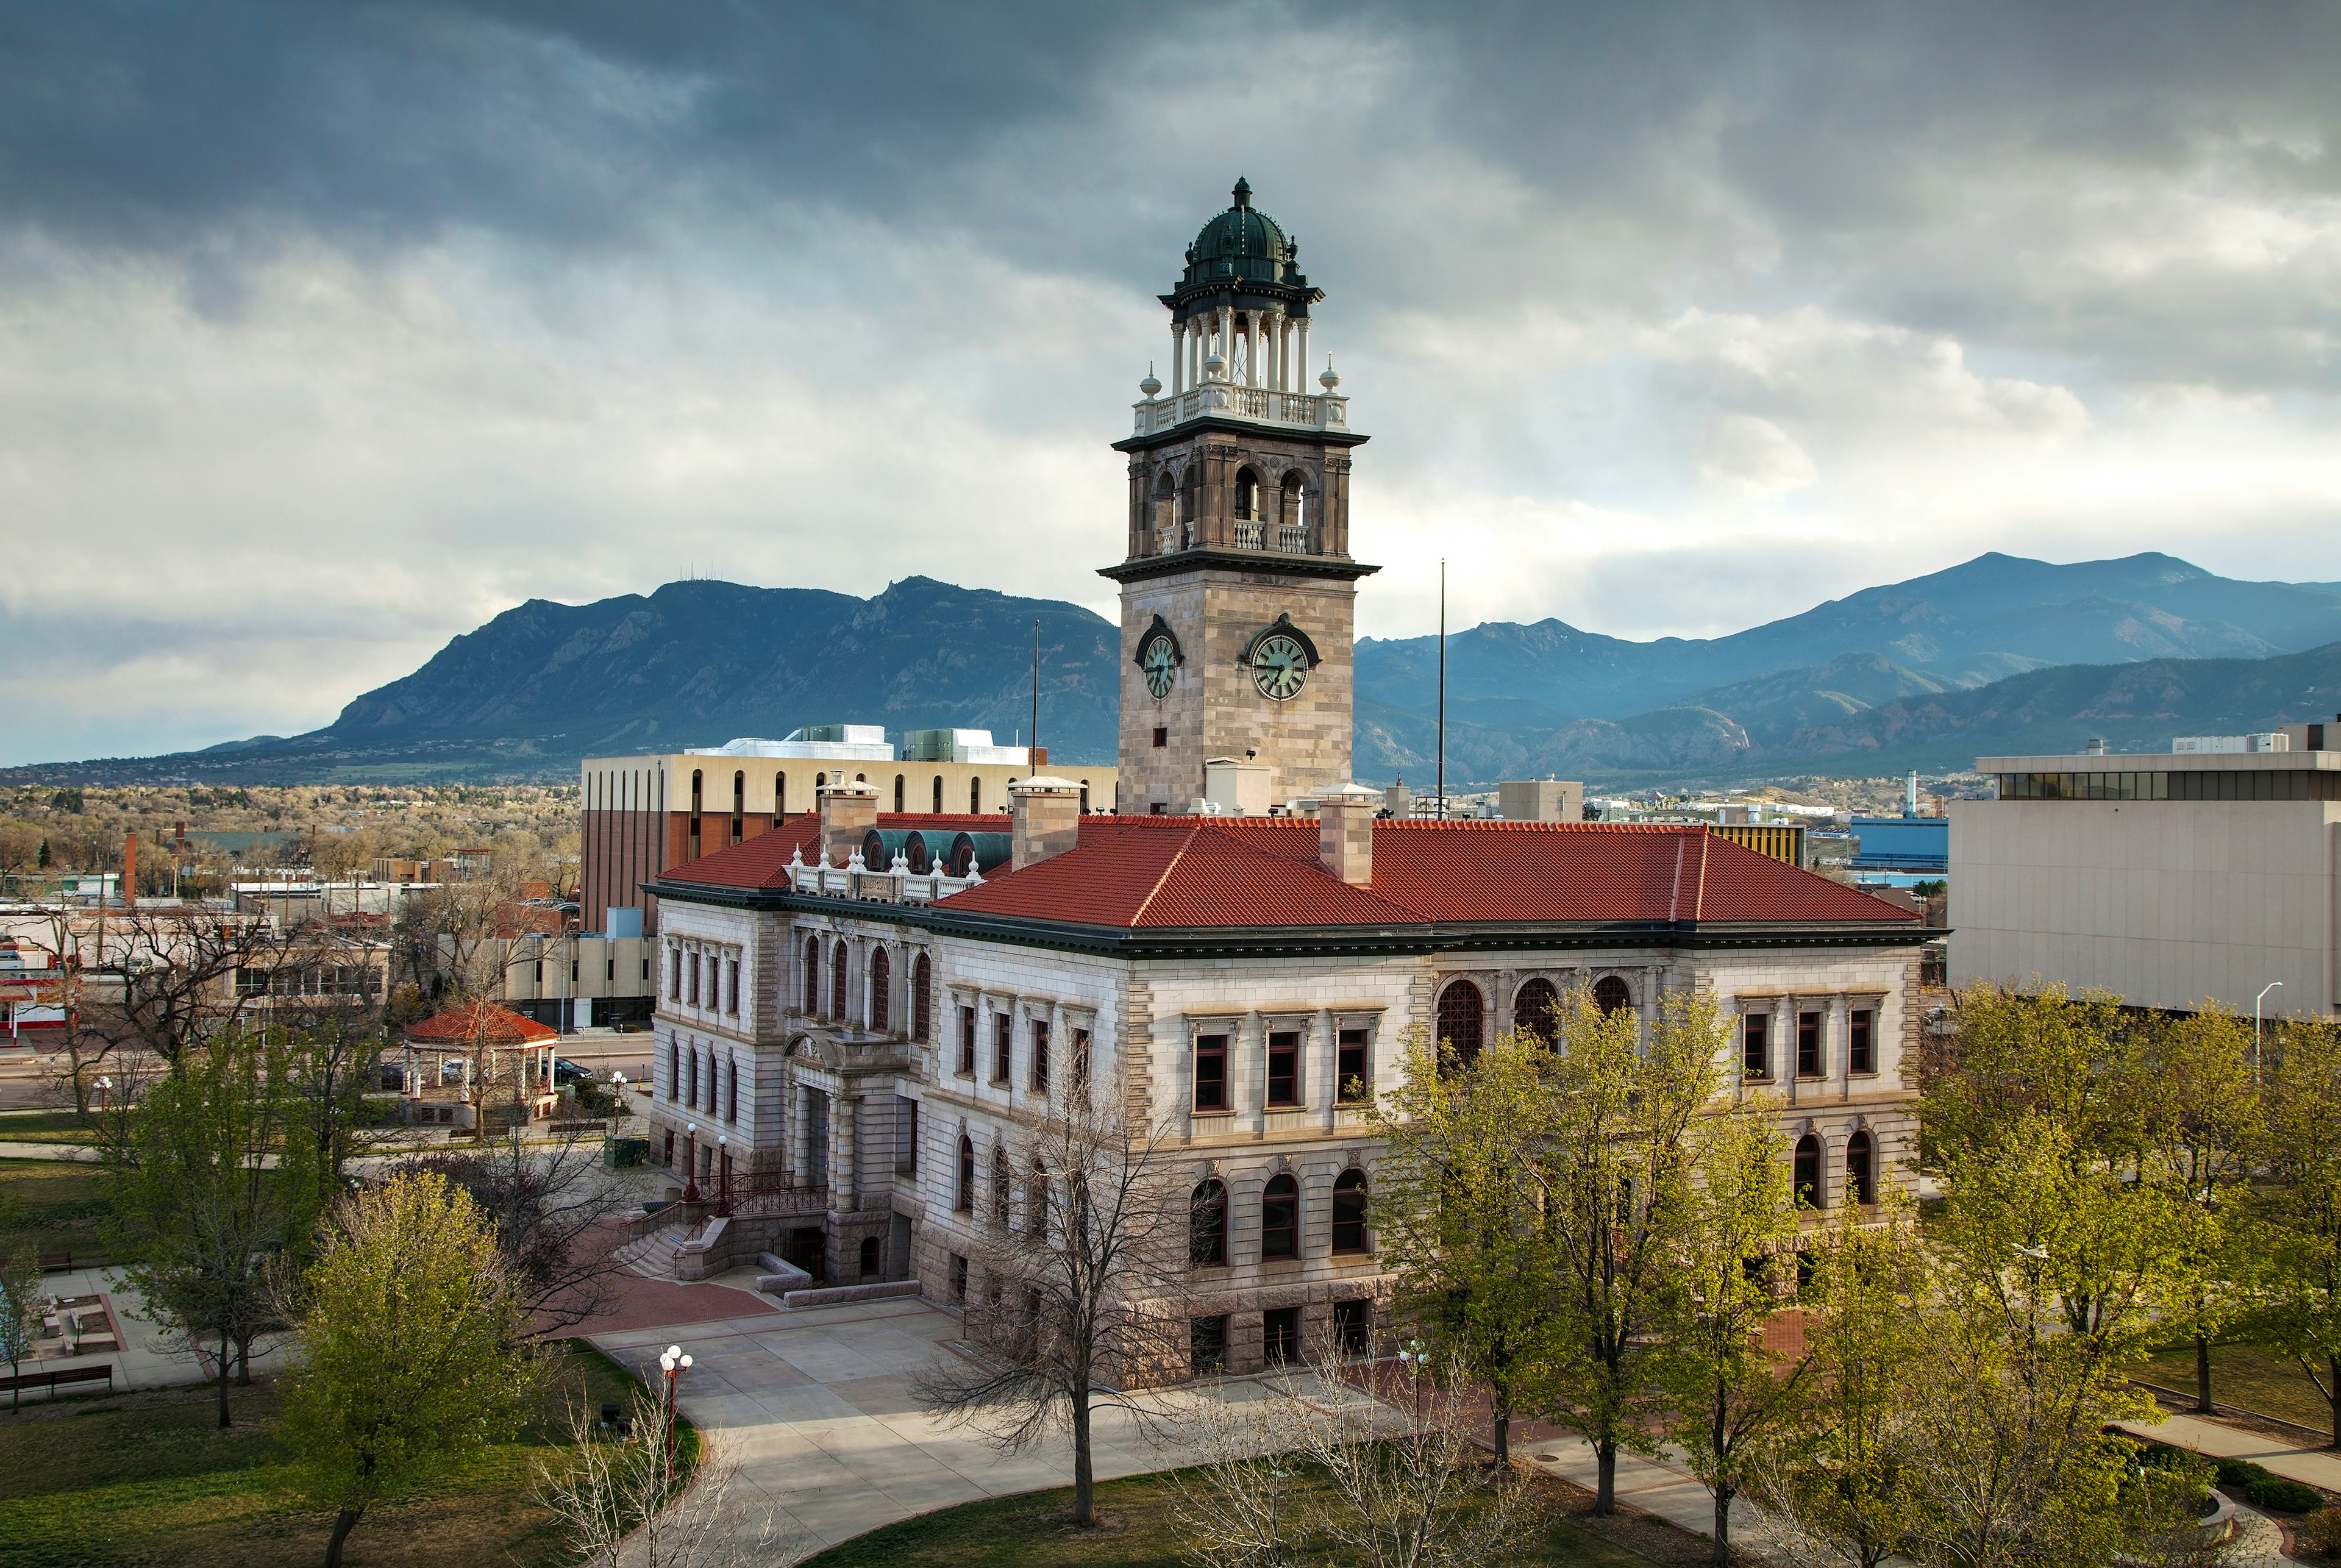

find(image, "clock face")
[1250,632,1311,700]
[1141,633,1179,700]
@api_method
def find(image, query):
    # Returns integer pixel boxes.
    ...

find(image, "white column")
[1297,319,1311,391]
[1264,311,1280,390]
[1246,312,1261,387]
[1171,324,1186,395]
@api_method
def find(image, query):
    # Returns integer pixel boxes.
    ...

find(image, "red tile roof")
[404,1000,559,1046]
[657,811,1918,933]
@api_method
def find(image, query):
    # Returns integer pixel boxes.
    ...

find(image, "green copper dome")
[1180,177,1302,291]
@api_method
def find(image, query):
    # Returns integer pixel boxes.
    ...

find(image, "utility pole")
[1031,618,1041,765]
[1435,558,1447,822]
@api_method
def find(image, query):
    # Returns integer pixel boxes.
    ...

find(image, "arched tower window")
[911,953,933,1043]
[1846,1130,1876,1207]
[1436,980,1484,1067]
[1155,469,1178,553]
[1514,978,1561,1046]
[970,777,982,814]
[831,943,847,1023]
[689,769,704,860]
[1235,466,1261,522]
[1794,1135,1824,1210]
[869,947,891,1033]
[957,1134,974,1213]
[775,772,786,818]
[1261,1174,1299,1260]
[1190,1179,1228,1266]
[1332,1169,1370,1254]
[1592,975,1633,1017]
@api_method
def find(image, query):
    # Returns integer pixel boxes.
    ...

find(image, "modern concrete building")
[581,730,1116,937]
[1950,743,2341,1015]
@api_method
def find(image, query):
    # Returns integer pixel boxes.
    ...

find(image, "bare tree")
[911,1067,1194,1527]
[536,1386,807,1568]
[74,907,277,1092]
[391,1126,634,1333]
[1166,1335,1528,1568]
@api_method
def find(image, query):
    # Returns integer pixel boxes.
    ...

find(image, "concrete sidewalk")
[2121,1406,2341,1490]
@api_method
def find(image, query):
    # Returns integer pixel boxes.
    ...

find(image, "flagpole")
[1436,558,1446,822]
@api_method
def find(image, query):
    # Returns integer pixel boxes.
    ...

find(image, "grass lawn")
[0,1340,663,1568]
[2140,1341,2340,1436]
[0,1157,112,1267]
[0,1108,104,1144]
[799,1467,1658,1568]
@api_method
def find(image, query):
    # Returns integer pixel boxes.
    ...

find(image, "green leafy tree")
[0,1243,43,1409]
[1753,1203,1929,1568]
[1528,983,1723,1513]
[105,1030,327,1426]
[280,1172,543,1568]
[2248,1015,2341,1445]
[1920,983,2139,1175]
[2131,1005,2259,1413]
[1653,1103,1811,1566]
[1371,1025,1558,1463]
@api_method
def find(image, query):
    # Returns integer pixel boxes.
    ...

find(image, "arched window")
[933,775,944,813]
[957,1134,974,1213]
[894,774,905,813]
[832,943,847,1023]
[1332,1168,1369,1254]
[803,935,820,1014]
[1027,1158,1050,1238]
[858,1236,880,1279]
[912,952,933,1043]
[1261,1174,1299,1260]
[1846,1130,1876,1207]
[1794,1135,1824,1210]
[1190,1179,1228,1266]
[971,777,982,814]
[732,770,745,843]
[1080,780,1090,814]
[1436,980,1484,1067]
[1235,466,1261,521]
[1592,975,1633,1017]
[991,1146,1013,1229]
[816,771,827,788]
[1514,978,1561,1046]
[869,947,891,1033]
[775,771,786,818]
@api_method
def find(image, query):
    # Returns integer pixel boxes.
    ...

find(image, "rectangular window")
[1743,1012,1770,1078]
[1194,1033,1228,1111]
[1071,1027,1091,1091]
[950,1253,969,1305]
[1333,1297,1370,1357]
[726,959,739,1014]
[669,948,682,998]
[688,955,700,1007]
[896,1096,919,1176]
[958,1005,977,1076]
[1337,1028,1370,1103]
[1266,1030,1300,1107]
[1798,1011,1822,1077]
[1191,1314,1228,1374]
[1850,1008,1875,1075]
[1263,1306,1301,1366]
[1032,1019,1051,1090]
[1152,726,1167,749]
[992,1014,1012,1084]
[607,958,615,983]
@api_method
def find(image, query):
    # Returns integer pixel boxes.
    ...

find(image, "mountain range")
[12,552,2341,789]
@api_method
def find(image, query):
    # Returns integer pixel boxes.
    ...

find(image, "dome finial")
[1231,176,1252,209]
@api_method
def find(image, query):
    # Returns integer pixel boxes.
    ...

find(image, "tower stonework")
[1104,179,1376,814]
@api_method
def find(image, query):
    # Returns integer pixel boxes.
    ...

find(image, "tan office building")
[1950,744,2341,1016]
[582,738,1116,936]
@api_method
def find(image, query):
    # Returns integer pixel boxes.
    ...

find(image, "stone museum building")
[636,182,1928,1374]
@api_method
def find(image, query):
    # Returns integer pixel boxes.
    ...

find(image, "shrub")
[2212,1455,2325,1515]
[2301,1507,2341,1553]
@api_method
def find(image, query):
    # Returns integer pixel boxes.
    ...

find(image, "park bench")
[0,1364,114,1398]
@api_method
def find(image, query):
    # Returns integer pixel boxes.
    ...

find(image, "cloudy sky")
[2,2,2337,764]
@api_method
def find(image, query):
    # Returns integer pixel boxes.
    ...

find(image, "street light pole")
[657,1343,692,1486]
[2256,981,2284,1079]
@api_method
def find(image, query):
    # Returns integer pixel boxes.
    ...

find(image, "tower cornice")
[1096,549,1381,586]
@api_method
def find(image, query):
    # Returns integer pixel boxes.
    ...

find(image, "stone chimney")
[818,780,880,867]
[123,830,137,909]
[1010,776,1083,872]
[1316,783,1380,886]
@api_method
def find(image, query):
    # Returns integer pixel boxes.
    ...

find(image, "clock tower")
[1104,178,1376,814]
